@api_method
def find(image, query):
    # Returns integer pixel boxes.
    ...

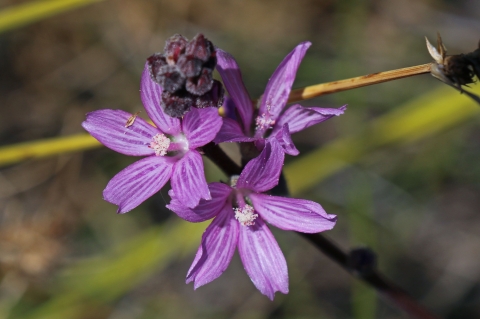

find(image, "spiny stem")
[288,63,432,103]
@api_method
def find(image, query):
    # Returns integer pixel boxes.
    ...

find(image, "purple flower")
[214,42,346,155]
[82,64,223,212]
[167,140,337,299]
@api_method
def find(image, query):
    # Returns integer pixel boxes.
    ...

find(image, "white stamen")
[149,133,170,156]
[234,204,258,226]
[255,113,275,130]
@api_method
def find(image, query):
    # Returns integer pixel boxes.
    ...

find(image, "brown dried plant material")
[426,33,480,104]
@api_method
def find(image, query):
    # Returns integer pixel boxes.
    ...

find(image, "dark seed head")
[185,34,212,61]
[158,65,186,93]
[164,34,188,65]
[146,33,224,117]
[177,55,203,78]
[444,54,475,86]
[147,53,167,83]
[186,68,213,95]
[162,90,193,117]
[194,80,225,109]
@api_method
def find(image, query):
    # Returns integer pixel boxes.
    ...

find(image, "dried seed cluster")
[147,34,224,117]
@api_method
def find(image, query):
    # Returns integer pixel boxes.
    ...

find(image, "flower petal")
[171,150,210,208]
[82,109,157,156]
[259,42,311,120]
[222,97,237,120]
[237,140,284,193]
[249,194,337,233]
[216,49,253,133]
[167,182,232,222]
[273,104,346,135]
[238,218,288,300]
[272,124,299,156]
[103,156,174,213]
[213,118,255,144]
[140,63,181,135]
[183,107,223,149]
[186,205,239,288]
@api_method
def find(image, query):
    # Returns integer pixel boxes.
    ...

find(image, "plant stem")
[288,63,432,103]
[300,233,441,319]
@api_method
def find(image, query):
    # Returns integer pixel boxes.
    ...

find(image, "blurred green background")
[0,0,480,318]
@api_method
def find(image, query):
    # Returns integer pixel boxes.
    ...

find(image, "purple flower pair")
[164,41,345,300]
[82,36,346,300]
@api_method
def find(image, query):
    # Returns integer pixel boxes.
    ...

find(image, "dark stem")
[300,233,441,319]
[201,142,242,176]
[203,142,440,319]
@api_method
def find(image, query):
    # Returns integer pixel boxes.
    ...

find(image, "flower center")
[234,204,258,226]
[255,113,275,131]
[149,133,171,156]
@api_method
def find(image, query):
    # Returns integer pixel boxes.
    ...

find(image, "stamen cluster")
[149,133,170,156]
[234,204,258,226]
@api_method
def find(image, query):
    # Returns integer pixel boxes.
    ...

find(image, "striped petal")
[186,205,239,288]
[171,150,210,208]
[273,104,346,135]
[167,182,232,222]
[237,140,284,193]
[216,49,253,133]
[140,63,181,135]
[82,109,157,156]
[183,107,222,149]
[272,124,299,156]
[103,156,174,213]
[259,42,311,121]
[249,194,337,233]
[238,218,288,300]
[213,118,255,144]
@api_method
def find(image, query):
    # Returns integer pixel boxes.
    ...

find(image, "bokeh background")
[0,0,480,318]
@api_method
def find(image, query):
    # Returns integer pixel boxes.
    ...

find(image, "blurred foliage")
[0,0,104,34]
[285,85,480,195]
[0,133,99,166]
[0,0,480,319]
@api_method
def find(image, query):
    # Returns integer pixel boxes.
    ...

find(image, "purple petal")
[237,140,284,193]
[273,104,346,135]
[171,150,210,208]
[259,42,311,120]
[238,218,288,300]
[186,205,239,288]
[272,124,299,156]
[82,109,157,156]
[103,156,174,213]
[213,118,256,144]
[140,63,181,135]
[182,107,222,149]
[222,97,237,120]
[249,194,337,233]
[216,49,253,133]
[167,182,232,222]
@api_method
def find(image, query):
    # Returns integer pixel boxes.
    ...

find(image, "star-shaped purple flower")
[214,42,346,155]
[82,64,222,212]
[167,140,337,300]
